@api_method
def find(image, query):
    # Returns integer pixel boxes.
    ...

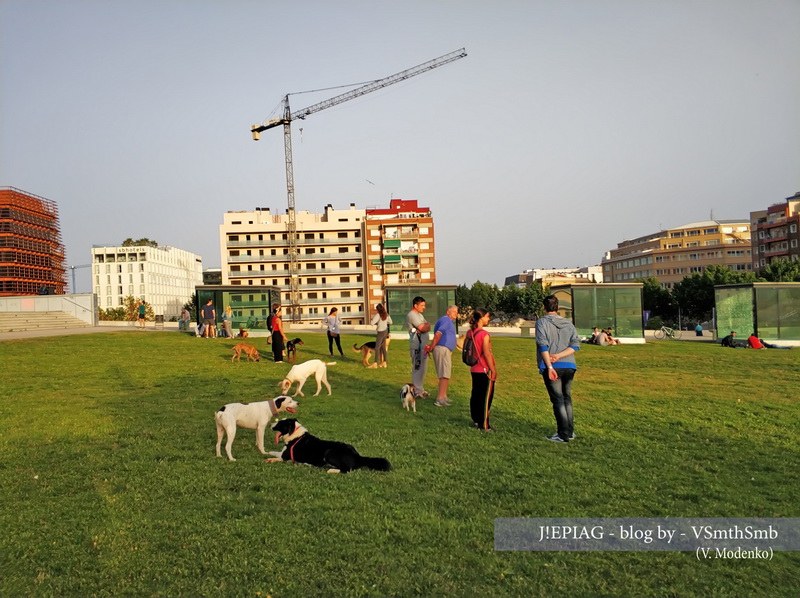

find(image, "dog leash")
[289,435,305,463]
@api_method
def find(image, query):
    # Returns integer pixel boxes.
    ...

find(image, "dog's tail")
[352,343,362,352]
[358,456,392,472]
[326,361,337,365]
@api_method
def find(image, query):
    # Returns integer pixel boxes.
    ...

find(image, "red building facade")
[0,187,66,296]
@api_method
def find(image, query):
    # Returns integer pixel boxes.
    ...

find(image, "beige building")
[601,220,752,289]
[219,200,438,324]
[219,204,366,323]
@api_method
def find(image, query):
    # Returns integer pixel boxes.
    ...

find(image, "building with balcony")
[219,204,367,324]
[601,220,752,289]
[750,191,800,272]
[364,199,436,310]
[0,187,66,296]
[91,245,203,318]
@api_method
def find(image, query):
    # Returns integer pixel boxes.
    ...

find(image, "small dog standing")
[215,395,298,461]
[285,338,304,363]
[267,418,392,473]
[278,359,335,397]
[400,383,416,413]
[231,343,260,362]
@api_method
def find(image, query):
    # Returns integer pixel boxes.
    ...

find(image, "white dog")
[215,395,299,461]
[278,359,336,397]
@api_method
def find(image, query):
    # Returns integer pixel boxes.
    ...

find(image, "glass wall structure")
[195,285,281,332]
[384,285,456,336]
[550,283,644,338]
[715,283,800,340]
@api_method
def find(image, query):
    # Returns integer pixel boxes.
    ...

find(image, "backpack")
[266,313,274,332]
[462,330,479,366]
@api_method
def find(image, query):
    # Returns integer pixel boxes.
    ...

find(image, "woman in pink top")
[466,307,497,431]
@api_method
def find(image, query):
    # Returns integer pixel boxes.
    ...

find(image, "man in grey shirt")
[406,296,431,398]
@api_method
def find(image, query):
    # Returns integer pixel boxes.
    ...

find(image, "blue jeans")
[541,369,575,440]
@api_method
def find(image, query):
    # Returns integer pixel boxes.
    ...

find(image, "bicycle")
[653,325,681,340]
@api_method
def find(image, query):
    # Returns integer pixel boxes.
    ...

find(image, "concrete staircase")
[0,311,92,333]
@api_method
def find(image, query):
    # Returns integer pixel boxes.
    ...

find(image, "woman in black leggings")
[323,307,344,356]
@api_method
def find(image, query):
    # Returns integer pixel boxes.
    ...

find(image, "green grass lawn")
[1,332,798,597]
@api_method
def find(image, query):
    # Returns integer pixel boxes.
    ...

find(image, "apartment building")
[601,220,752,289]
[219,204,367,324]
[0,187,66,296]
[505,266,603,287]
[750,191,800,272]
[364,199,436,308]
[91,245,203,318]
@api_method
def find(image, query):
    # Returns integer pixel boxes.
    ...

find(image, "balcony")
[227,237,361,248]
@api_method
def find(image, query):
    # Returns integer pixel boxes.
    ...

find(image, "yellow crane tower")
[251,48,467,321]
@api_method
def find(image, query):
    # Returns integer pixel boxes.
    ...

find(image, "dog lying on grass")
[215,396,298,461]
[352,337,391,368]
[230,343,260,362]
[266,418,392,473]
[277,359,335,397]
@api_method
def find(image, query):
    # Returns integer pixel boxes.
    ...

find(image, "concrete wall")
[0,293,98,325]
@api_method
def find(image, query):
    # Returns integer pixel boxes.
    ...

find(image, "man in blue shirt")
[425,305,458,407]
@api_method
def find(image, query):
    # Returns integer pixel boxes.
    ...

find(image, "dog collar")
[268,400,279,417]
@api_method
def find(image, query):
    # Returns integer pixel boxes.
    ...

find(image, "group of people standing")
[405,294,580,442]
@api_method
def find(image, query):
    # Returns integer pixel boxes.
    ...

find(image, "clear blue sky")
[2,0,798,292]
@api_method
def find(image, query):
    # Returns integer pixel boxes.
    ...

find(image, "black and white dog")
[266,418,392,474]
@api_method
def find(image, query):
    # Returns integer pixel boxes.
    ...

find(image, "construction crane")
[251,48,467,321]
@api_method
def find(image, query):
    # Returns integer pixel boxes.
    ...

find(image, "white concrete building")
[505,266,604,287]
[91,245,203,318]
[219,204,367,323]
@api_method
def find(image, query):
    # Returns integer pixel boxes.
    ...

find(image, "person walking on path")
[536,294,580,443]
[271,304,288,363]
[466,308,497,430]
[370,303,392,367]
[406,296,431,399]
[201,299,216,338]
[426,305,458,407]
[137,300,146,329]
[323,307,344,357]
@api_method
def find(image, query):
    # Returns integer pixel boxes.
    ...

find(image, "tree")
[122,238,158,247]
[518,281,547,320]
[762,258,800,282]
[636,276,676,321]
[469,281,499,313]
[123,295,155,321]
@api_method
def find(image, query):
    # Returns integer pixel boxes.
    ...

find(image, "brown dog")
[352,337,391,368]
[231,343,261,362]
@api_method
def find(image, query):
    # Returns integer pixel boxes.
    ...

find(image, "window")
[338,232,348,238]
[790,223,797,233]
[687,230,700,236]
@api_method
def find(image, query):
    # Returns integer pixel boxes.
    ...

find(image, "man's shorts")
[432,345,452,379]
[204,318,215,326]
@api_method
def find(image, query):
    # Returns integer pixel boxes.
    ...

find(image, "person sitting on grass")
[747,333,765,349]
[605,328,621,345]
[721,331,739,348]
